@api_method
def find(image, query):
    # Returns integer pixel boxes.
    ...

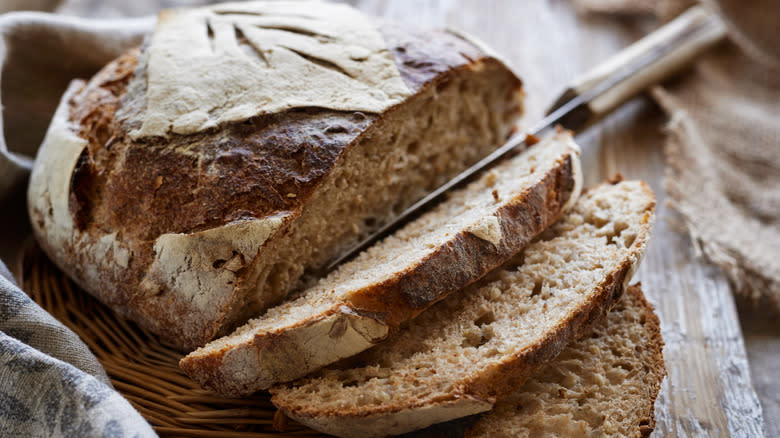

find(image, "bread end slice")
[180,306,390,392]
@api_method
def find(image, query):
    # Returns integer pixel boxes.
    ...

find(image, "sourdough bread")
[27,1,524,350]
[463,284,665,438]
[180,132,582,396]
[270,180,656,438]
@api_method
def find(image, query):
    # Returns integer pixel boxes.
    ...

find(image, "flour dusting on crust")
[140,214,290,310]
[467,215,503,246]
[130,1,412,139]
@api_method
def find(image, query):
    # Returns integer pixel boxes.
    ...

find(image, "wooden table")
[14,0,778,436]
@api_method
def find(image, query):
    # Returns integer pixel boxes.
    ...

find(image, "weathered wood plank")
[740,309,780,438]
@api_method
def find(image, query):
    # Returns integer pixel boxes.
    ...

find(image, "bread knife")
[326,5,726,272]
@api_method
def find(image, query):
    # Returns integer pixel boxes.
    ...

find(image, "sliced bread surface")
[270,180,656,438]
[180,132,582,395]
[402,284,665,438]
[464,284,665,438]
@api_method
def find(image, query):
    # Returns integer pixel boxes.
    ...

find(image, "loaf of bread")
[27,1,524,350]
[180,132,582,395]
[271,180,656,437]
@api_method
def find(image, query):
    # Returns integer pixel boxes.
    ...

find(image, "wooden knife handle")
[548,5,727,131]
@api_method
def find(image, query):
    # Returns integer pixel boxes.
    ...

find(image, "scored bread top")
[180,132,582,395]
[128,1,413,138]
[270,180,656,438]
[463,284,665,438]
[27,0,524,350]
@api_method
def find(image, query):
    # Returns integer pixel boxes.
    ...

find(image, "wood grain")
[33,0,770,436]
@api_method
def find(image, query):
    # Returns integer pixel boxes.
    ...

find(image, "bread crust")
[624,284,666,438]
[180,135,581,395]
[271,180,656,437]
[27,14,523,350]
[294,397,493,438]
[183,307,391,395]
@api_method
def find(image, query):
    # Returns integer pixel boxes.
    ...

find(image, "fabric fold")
[1,260,157,437]
[0,11,154,200]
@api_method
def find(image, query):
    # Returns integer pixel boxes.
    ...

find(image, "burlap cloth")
[0,0,777,436]
[576,0,780,312]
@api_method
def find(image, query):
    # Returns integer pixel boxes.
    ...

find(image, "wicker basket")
[21,244,327,438]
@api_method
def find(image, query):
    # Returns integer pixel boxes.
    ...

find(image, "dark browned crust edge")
[627,283,666,438]
[270,180,657,421]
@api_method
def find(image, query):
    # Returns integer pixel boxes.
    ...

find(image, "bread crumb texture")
[270,180,656,437]
[465,285,665,438]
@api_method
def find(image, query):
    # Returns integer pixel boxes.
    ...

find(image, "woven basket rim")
[21,243,327,438]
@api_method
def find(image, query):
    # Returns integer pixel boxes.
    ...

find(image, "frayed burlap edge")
[652,85,780,312]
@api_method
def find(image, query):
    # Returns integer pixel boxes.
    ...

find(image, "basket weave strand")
[21,246,327,438]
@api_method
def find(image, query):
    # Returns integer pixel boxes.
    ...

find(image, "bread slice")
[403,284,665,438]
[270,180,655,438]
[180,132,583,396]
[463,284,665,438]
